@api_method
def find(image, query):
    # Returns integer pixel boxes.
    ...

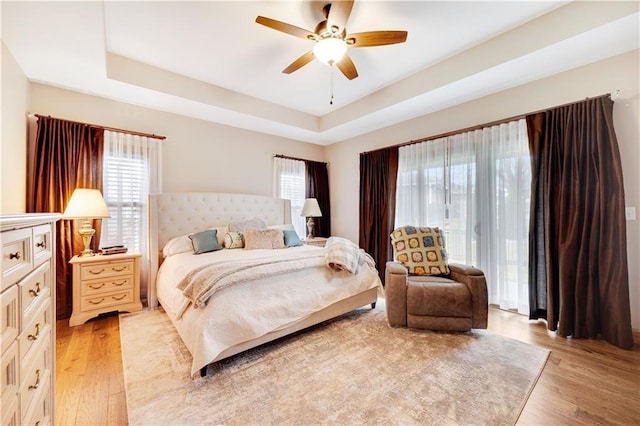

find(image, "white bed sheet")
[157,245,381,377]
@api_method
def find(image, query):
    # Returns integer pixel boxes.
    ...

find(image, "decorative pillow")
[244,227,285,250]
[390,226,450,276]
[189,229,223,254]
[228,219,267,233]
[283,229,303,247]
[211,226,228,246]
[162,234,193,257]
[224,231,245,249]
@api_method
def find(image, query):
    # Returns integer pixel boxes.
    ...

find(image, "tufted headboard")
[147,192,291,307]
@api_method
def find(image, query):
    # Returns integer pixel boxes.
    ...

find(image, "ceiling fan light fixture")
[313,37,347,65]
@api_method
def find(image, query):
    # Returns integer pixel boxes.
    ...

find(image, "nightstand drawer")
[81,275,134,296]
[81,290,134,312]
[80,259,134,280]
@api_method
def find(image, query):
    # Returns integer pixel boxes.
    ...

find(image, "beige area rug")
[120,301,549,425]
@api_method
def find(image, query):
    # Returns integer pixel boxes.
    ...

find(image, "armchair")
[385,261,488,331]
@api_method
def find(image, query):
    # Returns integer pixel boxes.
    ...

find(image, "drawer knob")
[88,298,105,305]
[9,251,21,260]
[36,241,46,248]
[88,283,105,290]
[89,268,105,275]
[28,369,41,390]
[28,323,41,341]
[29,282,42,297]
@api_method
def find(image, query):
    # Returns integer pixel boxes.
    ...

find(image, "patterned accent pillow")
[224,231,244,249]
[390,226,450,276]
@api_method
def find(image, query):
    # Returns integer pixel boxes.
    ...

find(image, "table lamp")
[300,198,322,239]
[63,188,111,256]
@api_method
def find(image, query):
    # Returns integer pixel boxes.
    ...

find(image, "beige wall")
[27,84,324,197]
[1,41,30,213]
[325,49,640,330]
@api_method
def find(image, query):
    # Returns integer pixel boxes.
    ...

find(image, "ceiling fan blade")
[336,53,358,80]
[327,0,354,32]
[346,31,408,47]
[256,16,316,40]
[282,51,316,74]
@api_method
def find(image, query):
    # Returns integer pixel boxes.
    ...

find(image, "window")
[396,119,531,313]
[100,130,162,296]
[273,157,306,239]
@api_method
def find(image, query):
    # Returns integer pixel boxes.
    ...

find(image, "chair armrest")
[384,261,408,327]
[448,263,488,329]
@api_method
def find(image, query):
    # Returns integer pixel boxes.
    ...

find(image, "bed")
[148,192,381,377]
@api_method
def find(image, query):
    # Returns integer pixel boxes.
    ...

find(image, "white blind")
[273,157,306,239]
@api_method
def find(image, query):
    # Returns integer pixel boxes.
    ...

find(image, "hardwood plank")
[55,307,640,425]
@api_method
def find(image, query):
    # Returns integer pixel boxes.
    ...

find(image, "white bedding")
[157,244,381,377]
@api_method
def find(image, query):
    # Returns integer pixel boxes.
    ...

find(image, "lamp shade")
[63,189,111,219]
[313,37,347,64]
[300,198,322,217]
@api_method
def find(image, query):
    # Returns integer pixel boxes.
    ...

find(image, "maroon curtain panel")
[28,116,104,319]
[526,95,633,349]
[359,147,398,281]
[305,160,331,237]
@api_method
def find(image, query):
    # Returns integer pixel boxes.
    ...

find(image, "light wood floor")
[55,308,640,425]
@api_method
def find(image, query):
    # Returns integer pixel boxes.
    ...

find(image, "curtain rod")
[33,114,166,140]
[363,93,612,154]
[274,154,328,165]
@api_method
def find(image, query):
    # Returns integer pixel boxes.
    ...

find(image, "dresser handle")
[112,280,126,286]
[36,241,46,248]
[112,266,126,272]
[28,369,41,390]
[89,268,105,275]
[88,298,105,305]
[29,282,42,297]
[9,251,20,260]
[28,323,41,341]
[89,283,105,289]
[112,294,127,301]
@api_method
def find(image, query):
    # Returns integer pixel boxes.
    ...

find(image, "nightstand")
[304,237,328,247]
[69,253,142,326]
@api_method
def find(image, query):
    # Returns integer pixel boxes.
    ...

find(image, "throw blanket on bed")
[176,250,326,317]
[325,237,377,274]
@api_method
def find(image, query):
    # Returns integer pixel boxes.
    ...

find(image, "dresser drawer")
[19,297,51,364]
[2,228,33,292]
[81,290,134,312]
[18,262,51,325]
[81,275,134,296]
[80,259,134,281]
[1,341,19,406]
[23,373,51,426]
[1,286,19,354]
[32,224,52,268]
[20,336,51,421]
[0,389,19,426]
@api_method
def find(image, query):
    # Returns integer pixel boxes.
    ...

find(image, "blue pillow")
[189,230,223,254]
[283,229,303,247]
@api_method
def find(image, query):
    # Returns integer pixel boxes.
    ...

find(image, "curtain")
[526,96,633,349]
[273,157,306,239]
[395,119,531,313]
[359,147,398,281]
[100,130,162,303]
[27,116,104,319]
[305,160,331,237]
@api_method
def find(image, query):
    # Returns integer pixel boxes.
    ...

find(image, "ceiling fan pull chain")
[330,64,335,105]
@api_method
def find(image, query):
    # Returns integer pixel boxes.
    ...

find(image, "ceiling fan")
[255,0,408,80]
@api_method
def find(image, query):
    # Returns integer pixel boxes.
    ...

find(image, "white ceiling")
[2,1,638,145]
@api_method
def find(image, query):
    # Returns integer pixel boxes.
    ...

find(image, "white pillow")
[162,234,193,257]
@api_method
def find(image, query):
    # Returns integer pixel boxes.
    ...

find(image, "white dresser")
[1,214,59,426]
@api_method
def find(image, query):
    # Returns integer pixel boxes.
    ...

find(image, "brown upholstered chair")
[385,261,488,331]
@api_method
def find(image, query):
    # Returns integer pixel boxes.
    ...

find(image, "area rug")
[120,301,549,425]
